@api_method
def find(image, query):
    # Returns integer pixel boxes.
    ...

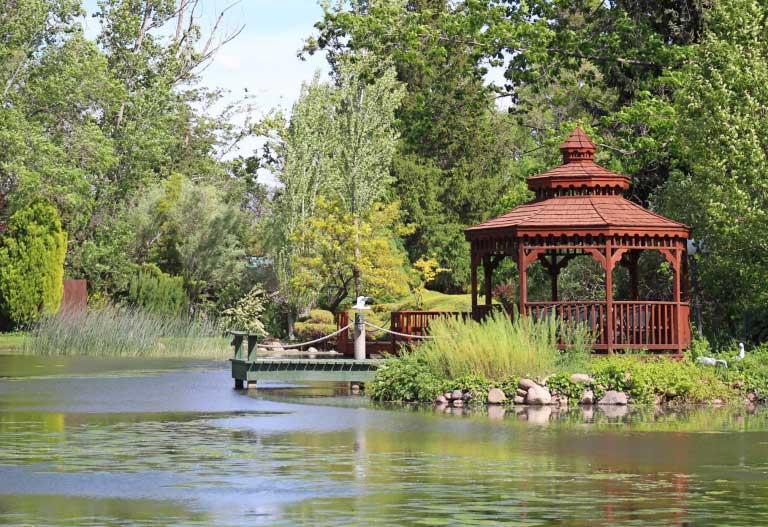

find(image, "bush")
[219,286,267,335]
[0,202,67,327]
[126,264,187,316]
[294,309,336,341]
[590,356,730,404]
[367,352,448,402]
[415,312,593,382]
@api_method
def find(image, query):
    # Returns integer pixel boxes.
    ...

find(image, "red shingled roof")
[465,195,689,237]
[560,126,596,152]
[465,128,690,239]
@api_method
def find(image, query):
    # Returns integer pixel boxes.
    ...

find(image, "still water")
[1,354,768,526]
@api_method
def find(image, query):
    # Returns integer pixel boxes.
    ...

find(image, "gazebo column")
[550,253,559,302]
[470,254,479,320]
[517,244,528,316]
[605,240,615,354]
[672,245,683,354]
[483,255,493,308]
[626,251,640,301]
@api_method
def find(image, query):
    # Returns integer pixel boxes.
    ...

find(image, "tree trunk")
[353,215,361,299]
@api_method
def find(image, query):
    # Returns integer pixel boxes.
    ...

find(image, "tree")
[306,1,523,290]
[657,0,768,336]
[129,174,249,309]
[0,202,67,327]
[264,76,336,336]
[291,198,412,314]
[327,58,405,298]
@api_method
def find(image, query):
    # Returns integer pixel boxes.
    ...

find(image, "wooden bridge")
[229,331,382,389]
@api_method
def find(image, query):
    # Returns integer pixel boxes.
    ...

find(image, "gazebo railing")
[525,300,688,350]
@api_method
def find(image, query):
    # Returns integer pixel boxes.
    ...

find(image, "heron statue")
[695,342,746,369]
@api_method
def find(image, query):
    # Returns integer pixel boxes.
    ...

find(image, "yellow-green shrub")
[0,202,67,327]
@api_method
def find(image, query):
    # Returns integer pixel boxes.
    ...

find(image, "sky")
[81,0,330,115]
[81,0,331,184]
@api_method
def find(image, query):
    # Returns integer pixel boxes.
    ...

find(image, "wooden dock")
[228,331,382,388]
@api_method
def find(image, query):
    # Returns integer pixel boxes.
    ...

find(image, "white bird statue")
[352,296,371,310]
[696,356,728,368]
[695,343,745,369]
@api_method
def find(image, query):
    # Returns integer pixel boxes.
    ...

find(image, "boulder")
[444,391,453,401]
[519,378,538,390]
[525,385,552,405]
[451,389,464,401]
[516,388,528,397]
[463,392,473,401]
[598,390,628,405]
[487,388,507,405]
[307,346,318,353]
[452,399,464,408]
[579,389,595,405]
[513,395,525,405]
[435,395,448,405]
[570,373,595,384]
[552,395,569,407]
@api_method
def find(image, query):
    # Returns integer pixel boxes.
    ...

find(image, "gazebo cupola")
[465,127,692,353]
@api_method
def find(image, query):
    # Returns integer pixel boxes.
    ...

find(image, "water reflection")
[0,356,767,526]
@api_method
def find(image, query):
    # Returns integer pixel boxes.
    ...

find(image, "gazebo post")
[627,251,640,301]
[673,244,683,354]
[518,243,527,316]
[470,254,479,320]
[483,255,493,308]
[550,253,559,302]
[605,239,614,354]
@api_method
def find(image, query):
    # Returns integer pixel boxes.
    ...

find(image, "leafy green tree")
[291,198,413,314]
[264,76,336,335]
[129,174,248,309]
[306,1,522,290]
[327,58,405,297]
[657,0,768,336]
[0,202,67,327]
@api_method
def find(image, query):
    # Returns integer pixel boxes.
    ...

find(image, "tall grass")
[25,305,228,358]
[414,312,593,381]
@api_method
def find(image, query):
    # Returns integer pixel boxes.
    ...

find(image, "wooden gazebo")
[465,128,692,353]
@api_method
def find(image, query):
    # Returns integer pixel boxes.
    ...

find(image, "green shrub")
[0,202,67,327]
[445,374,492,404]
[294,309,336,341]
[726,343,768,400]
[415,312,594,382]
[546,373,585,404]
[590,356,730,404]
[126,264,188,316]
[368,353,448,402]
[219,286,267,335]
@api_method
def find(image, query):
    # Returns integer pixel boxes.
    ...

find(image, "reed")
[25,305,228,358]
[414,312,593,381]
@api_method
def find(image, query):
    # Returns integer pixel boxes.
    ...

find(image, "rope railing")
[363,320,435,339]
[240,323,354,350]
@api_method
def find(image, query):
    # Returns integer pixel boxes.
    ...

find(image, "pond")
[1,354,768,526]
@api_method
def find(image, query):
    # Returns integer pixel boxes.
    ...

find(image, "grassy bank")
[24,307,229,359]
[368,314,765,406]
[0,333,28,352]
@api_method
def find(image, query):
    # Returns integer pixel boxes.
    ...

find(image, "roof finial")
[560,126,596,163]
